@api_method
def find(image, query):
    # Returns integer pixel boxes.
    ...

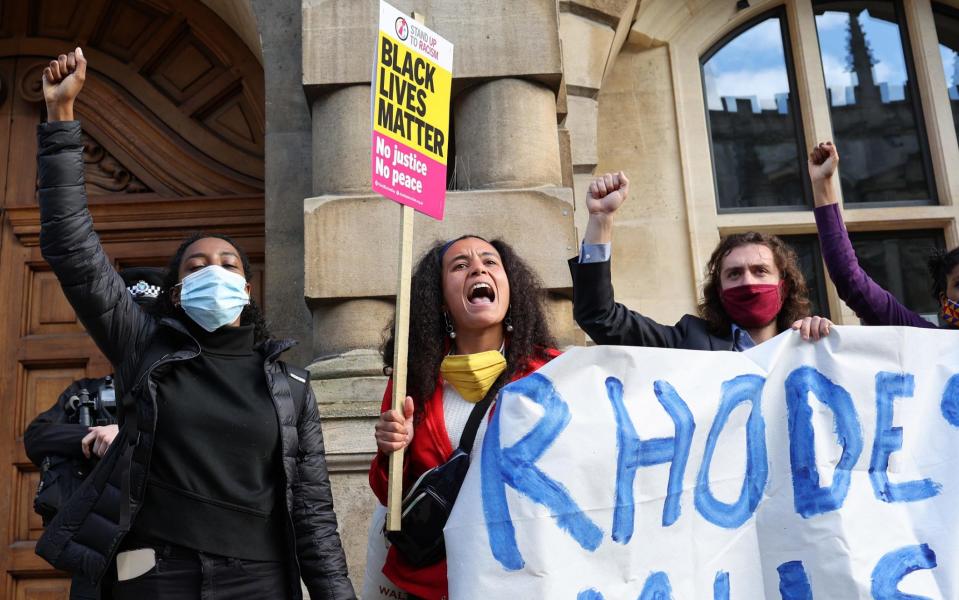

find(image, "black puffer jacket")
[34,121,356,600]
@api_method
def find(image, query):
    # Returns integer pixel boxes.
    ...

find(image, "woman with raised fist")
[35,48,355,600]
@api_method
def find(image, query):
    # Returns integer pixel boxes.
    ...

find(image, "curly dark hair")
[698,232,811,335]
[149,232,272,344]
[928,247,959,302]
[383,235,556,418]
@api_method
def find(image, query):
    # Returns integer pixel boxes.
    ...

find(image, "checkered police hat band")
[127,280,162,299]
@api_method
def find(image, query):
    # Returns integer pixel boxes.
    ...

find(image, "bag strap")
[457,395,494,454]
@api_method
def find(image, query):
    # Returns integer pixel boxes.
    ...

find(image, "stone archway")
[0,1,264,597]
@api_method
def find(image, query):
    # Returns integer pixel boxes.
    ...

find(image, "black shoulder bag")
[385,394,493,568]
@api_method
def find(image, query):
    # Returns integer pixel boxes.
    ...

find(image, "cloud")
[872,60,905,86]
[940,46,957,87]
[821,46,909,105]
[822,53,853,88]
[705,67,790,112]
[712,18,785,65]
[815,11,848,32]
[743,18,785,51]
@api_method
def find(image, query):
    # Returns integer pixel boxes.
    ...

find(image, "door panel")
[5,58,41,208]
[26,269,86,336]
[0,2,266,597]
[0,59,14,207]
[12,578,71,600]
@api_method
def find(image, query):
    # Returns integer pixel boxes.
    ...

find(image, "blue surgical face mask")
[177,265,249,332]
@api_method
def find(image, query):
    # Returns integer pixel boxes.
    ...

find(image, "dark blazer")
[35,121,355,600]
[569,258,736,351]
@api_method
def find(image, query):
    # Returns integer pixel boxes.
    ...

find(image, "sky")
[940,43,957,92]
[815,8,908,106]
[703,6,933,113]
[935,8,958,98]
[703,17,790,112]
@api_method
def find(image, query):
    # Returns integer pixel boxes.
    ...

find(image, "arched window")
[814,0,936,205]
[694,1,955,321]
[934,2,959,146]
[702,9,809,212]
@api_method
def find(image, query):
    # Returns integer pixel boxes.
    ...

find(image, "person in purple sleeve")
[808,141,959,329]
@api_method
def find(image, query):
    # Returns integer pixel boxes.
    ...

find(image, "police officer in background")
[24,267,165,600]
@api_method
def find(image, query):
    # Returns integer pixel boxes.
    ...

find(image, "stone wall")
[594,41,701,324]
[299,0,601,589]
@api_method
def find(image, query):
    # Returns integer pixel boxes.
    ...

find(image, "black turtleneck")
[133,321,285,560]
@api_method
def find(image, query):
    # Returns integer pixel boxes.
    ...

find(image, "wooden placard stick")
[385,10,425,533]
[386,203,414,531]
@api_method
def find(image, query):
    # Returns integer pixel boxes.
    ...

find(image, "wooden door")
[0,2,266,598]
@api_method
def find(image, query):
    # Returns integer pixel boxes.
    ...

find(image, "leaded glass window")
[815,0,936,205]
[702,10,809,211]
[934,2,959,146]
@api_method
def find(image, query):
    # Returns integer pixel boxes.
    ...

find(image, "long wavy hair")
[149,232,272,344]
[928,247,959,303]
[698,232,811,335]
[383,236,556,418]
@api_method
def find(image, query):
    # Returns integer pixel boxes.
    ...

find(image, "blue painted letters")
[481,373,603,571]
[713,571,730,600]
[870,543,937,600]
[940,374,959,427]
[778,561,813,600]
[638,572,673,600]
[784,366,863,517]
[608,377,695,543]
[695,374,768,528]
[869,372,941,503]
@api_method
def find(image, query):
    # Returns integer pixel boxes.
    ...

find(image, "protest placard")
[371,2,454,531]
[371,1,453,220]
[446,327,959,598]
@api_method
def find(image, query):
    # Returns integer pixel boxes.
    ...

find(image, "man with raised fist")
[569,172,831,350]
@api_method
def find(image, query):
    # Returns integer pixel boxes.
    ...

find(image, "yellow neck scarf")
[440,350,507,402]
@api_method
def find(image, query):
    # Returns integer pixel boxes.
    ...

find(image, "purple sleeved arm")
[814,204,935,328]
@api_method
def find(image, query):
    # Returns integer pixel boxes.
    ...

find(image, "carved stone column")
[312,85,372,195]
[453,78,562,190]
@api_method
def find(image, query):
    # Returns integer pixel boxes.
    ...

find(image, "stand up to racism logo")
[395,16,408,40]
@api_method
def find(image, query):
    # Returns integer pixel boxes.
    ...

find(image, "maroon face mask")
[720,282,785,328]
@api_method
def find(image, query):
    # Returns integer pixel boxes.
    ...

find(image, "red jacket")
[369,349,559,600]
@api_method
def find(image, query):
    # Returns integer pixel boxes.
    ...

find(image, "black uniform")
[25,377,117,600]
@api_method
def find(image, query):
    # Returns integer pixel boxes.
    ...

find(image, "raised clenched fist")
[807,141,839,183]
[42,47,87,122]
[586,171,629,216]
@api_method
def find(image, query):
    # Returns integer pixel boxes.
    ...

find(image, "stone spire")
[846,9,880,104]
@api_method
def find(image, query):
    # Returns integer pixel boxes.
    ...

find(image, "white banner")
[445,327,959,599]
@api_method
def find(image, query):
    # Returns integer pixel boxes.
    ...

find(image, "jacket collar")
[260,338,297,362]
[158,317,296,362]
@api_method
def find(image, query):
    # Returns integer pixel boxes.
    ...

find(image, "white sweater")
[441,382,491,457]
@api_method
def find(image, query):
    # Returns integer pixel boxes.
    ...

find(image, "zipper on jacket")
[102,345,200,585]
